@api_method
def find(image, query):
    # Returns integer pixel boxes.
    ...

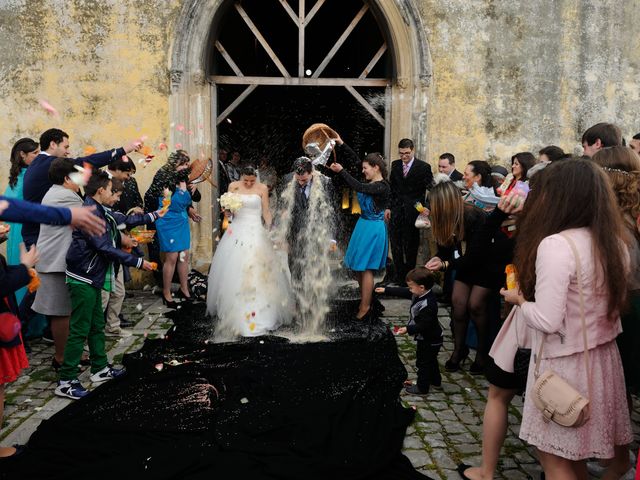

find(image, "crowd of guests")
[345,123,638,480]
[0,128,205,458]
[0,122,639,479]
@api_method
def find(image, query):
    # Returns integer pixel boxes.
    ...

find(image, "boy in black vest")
[376,267,442,395]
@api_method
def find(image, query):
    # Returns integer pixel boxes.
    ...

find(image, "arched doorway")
[170,0,431,257]
[212,0,391,175]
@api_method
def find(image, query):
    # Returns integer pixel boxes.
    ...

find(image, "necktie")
[403,163,410,177]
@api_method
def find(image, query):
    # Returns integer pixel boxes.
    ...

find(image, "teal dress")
[3,168,26,302]
[155,189,192,252]
[339,170,390,272]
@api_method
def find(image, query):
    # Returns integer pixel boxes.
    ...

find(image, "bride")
[207,166,293,337]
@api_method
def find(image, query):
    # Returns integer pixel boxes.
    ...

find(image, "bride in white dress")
[207,166,293,337]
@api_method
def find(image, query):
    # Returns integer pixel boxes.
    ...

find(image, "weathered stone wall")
[419,0,640,163]
[0,0,181,191]
[1,0,639,259]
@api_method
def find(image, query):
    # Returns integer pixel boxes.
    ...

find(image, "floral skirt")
[520,340,632,460]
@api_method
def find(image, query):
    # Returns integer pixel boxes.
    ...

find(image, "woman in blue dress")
[3,138,40,304]
[155,179,198,307]
[330,153,390,320]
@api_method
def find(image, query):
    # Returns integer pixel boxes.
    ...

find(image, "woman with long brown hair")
[426,180,509,374]
[501,159,632,478]
[591,146,640,479]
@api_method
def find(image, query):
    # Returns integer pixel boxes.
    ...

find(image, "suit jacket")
[450,169,463,182]
[389,158,433,212]
[37,185,84,273]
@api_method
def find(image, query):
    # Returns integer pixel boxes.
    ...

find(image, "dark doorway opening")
[217,85,385,175]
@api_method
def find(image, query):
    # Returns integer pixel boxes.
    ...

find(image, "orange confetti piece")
[149,262,158,271]
[83,146,97,156]
[140,145,153,157]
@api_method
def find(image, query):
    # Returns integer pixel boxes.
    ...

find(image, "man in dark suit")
[386,139,433,284]
[437,152,463,182]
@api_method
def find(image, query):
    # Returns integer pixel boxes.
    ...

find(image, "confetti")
[144,331,149,338]
[34,407,43,411]
[154,363,164,371]
[176,124,185,131]
[138,159,145,164]
[158,142,168,150]
[226,118,232,124]
[83,146,97,156]
[141,145,153,157]
[198,124,204,129]
[187,130,193,135]
[175,143,183,149]
[170,239,175,244]
[136,303,143,311]
[23,398,32,403]
[249,322,256,331]
[251,311,256,317]
[151,286,157,295]
[179,251,186,262]
[240,397,249,404]
[259,340,264,344]
[39,99,59,116]
[245,313,251,320]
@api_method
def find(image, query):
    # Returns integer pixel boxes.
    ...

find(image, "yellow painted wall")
[419,0,640,167]
[0,0,182,196]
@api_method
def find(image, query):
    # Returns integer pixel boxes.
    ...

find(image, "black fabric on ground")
[2,302,433,480]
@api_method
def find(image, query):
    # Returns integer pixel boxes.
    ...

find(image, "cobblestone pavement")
[2,292,639,479]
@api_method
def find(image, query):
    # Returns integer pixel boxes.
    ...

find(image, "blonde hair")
[592,146,640,232]
[429,181,465,246]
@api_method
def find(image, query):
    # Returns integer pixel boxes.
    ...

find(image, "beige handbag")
[531,234,591,428]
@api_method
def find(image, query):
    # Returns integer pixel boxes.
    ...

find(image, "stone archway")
[169,0,432,257]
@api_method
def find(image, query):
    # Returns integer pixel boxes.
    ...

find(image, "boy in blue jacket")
[55,171,158,400]
[376,267,442,395]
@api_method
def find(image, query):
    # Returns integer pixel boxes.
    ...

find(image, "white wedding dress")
[207,194,293,337]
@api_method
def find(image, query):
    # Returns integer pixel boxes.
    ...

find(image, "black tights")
[450,280,492,366]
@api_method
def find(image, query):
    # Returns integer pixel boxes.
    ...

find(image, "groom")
[284,157,315,284]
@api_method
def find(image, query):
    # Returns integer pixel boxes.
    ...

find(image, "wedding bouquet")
[219,192,243,213]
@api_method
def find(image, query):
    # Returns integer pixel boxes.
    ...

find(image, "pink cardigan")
[520,228,622,359]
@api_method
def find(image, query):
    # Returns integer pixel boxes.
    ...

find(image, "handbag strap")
[533,233,592,401]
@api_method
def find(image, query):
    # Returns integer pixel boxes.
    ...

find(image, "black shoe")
[354,308,372,322]
[405,384,429,395]
[456,463,473,479]
[162,297,180,309]
[371,297,385,314]
[469,361,486,376]
[444,347,470,372]
[119,315,135,329]
[175,289,193,302]
[51,357,62,371]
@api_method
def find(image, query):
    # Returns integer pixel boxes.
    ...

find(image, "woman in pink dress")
[501,159,633,478]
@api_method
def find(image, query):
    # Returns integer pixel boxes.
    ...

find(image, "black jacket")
[385,287,442,344]
[450,169,463,182]
[389,159,433,212]
[65,197,154,288]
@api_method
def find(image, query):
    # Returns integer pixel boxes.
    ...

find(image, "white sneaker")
[104,328,132,337]
[90,365,126,383]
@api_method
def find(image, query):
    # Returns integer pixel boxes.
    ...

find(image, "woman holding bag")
[501,160,632,478]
